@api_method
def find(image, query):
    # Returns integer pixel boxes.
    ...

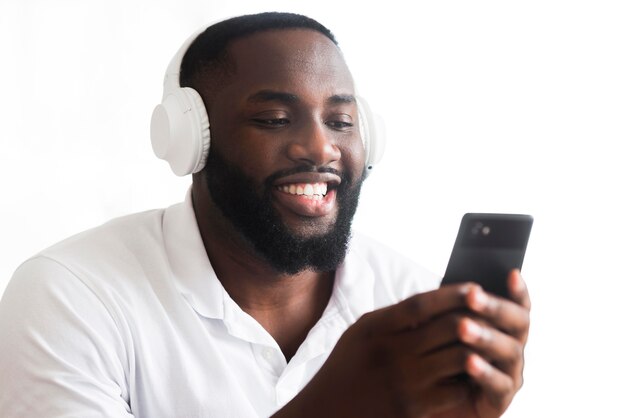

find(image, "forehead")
[224,29,354,96]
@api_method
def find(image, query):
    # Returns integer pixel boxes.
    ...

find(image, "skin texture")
[191,29,364,360]
[274,271,530,418]
[190,28,531,417]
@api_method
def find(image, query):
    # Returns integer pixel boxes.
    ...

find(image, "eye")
[326,120,354,130]
[252,118,289,128]
[326,114,354,131]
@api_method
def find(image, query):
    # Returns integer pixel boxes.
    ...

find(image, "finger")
[508,269,531,311]
[391,311,465,356]
[458,317,524,379]
[466,285,530,342]
[402,344,474,389]
[466,353,517,412]
[361,283,478,336]
[408,380,471,417]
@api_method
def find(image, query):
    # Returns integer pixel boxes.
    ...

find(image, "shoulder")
[38,208,167,281]
[0,207,174,378]
[6,208,172,314]
[41,208,167,262]
[347,232,441,301]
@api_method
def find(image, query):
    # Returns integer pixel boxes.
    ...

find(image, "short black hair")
[179,12,338,93]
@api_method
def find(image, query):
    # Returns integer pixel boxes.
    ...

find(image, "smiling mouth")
[276,182,329,201]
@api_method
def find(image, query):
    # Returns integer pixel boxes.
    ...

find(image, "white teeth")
[279,182,328,198]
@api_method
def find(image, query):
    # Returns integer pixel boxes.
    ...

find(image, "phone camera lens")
[481,226,491,236]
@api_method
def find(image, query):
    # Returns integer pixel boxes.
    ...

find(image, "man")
[0,12,530,417]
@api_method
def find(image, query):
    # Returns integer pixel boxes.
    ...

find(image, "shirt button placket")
[262,347,273,361]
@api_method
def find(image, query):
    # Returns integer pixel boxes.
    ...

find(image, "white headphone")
[150,24,386,176]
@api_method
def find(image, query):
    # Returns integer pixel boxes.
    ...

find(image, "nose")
[286,120,341,166]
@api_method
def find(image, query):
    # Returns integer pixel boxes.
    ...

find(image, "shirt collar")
[326,237,376,323]
[162,189,377,324]
[163,188,226,319]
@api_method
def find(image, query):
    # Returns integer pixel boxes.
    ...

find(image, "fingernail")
[462,319,482,342]
[471,289,488,310]
[468,354,488,377]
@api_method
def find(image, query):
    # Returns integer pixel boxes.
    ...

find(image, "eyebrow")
[246,90,356,106]
[247,90,299,104]
[326,94,356,105]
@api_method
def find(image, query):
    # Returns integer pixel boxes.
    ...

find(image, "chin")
[280,212,339,238]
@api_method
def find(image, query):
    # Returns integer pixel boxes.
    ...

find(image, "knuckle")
[512,341,524,361]
[495,394,511,412]
[514,352,526,391]
[489,298,503,316]
[521,309,531,329]
[518,371,525,390]
[501,341,524,373]
[490,378,515,411]
[504,376,516,396]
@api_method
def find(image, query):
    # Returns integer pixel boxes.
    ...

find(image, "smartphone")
[441,213,533,299]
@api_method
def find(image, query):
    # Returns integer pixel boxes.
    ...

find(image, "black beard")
[202,149,364,275]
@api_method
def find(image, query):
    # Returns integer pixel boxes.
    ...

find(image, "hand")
[432,270,531,418]
[274,283,490,418]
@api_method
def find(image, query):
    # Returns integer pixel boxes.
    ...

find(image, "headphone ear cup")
[356,96,386,171]
[150,87,211,176]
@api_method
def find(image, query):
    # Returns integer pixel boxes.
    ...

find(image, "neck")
[191,180,335,361]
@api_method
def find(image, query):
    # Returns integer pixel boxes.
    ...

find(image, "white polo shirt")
[0,192,439,418]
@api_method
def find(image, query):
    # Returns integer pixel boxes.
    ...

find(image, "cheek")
[229,146,273,179]
[341,137,367,178]
[208,123,279,180]
[223,135,283,182]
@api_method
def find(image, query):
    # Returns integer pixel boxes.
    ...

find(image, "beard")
[202,149,364,275]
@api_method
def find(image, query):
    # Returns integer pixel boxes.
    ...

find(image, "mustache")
[264,165,346,188]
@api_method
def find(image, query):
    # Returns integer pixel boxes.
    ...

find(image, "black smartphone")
[441,213,533,299]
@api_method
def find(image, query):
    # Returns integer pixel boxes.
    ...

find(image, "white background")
[1,1,625,416]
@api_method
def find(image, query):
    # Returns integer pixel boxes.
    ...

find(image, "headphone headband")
[162,26,209,99]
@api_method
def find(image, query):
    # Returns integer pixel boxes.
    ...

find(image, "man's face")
[200,29,366,273]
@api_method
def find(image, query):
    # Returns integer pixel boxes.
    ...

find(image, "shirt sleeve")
[0,256,134,417]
